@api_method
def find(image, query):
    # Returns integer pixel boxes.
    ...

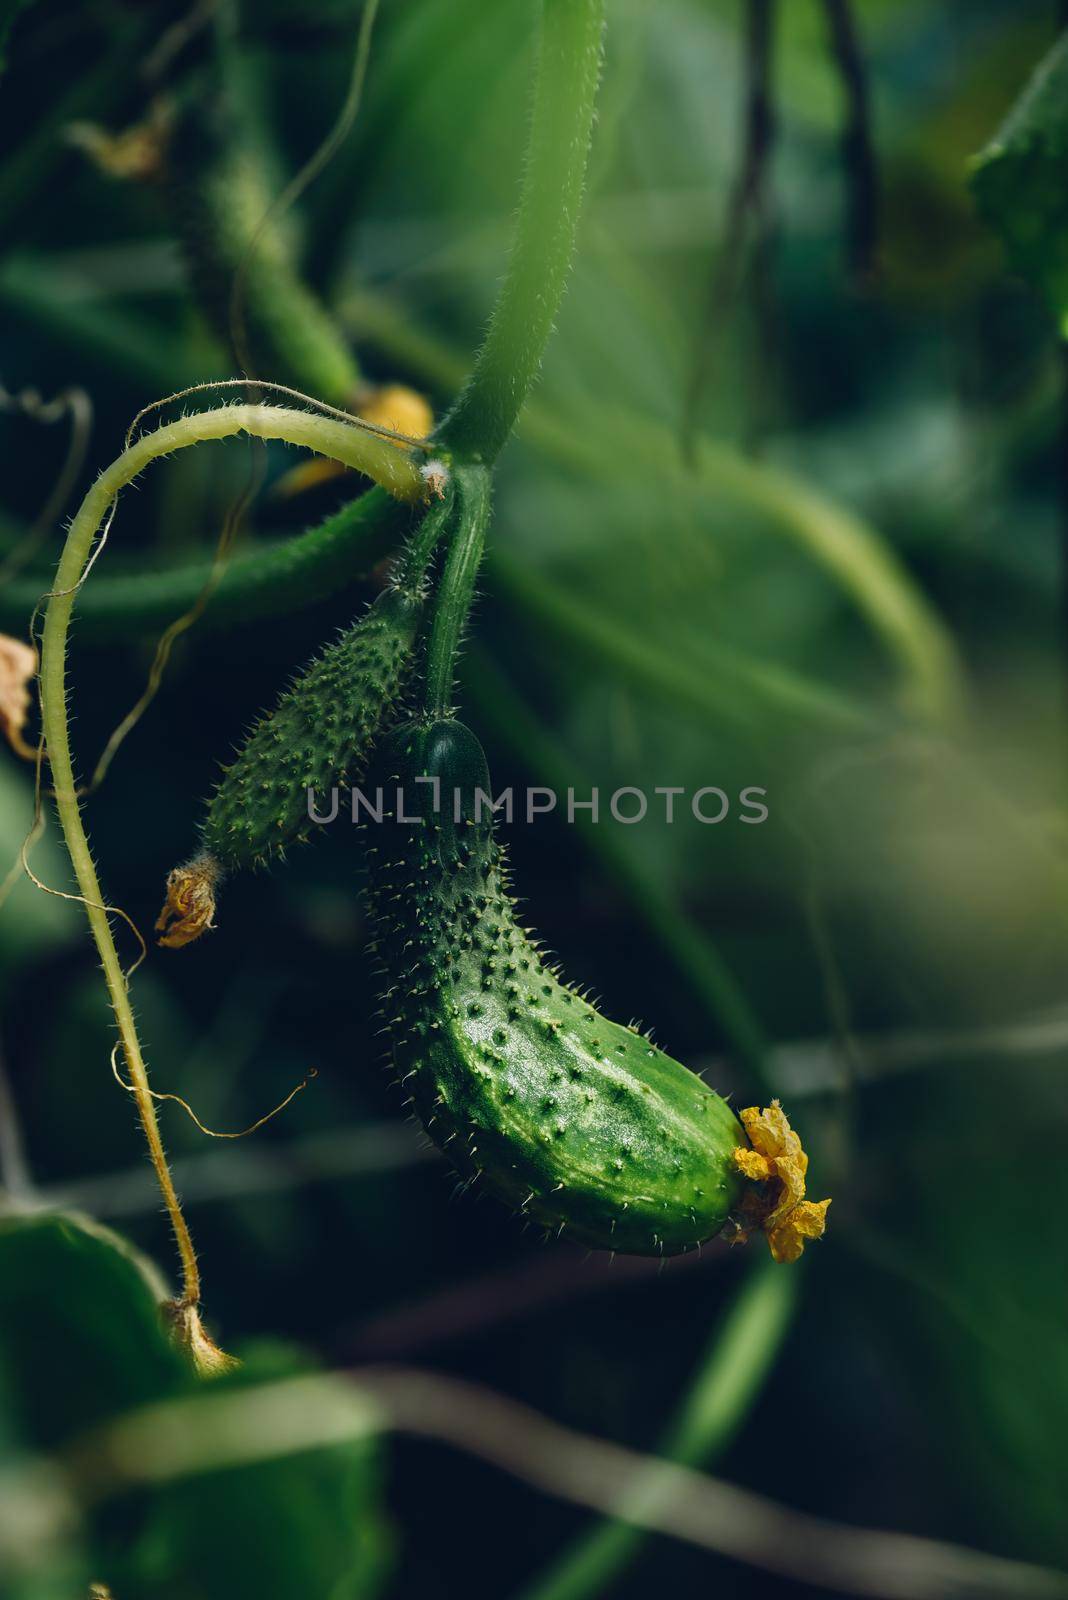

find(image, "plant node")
[164,1297,240,1378]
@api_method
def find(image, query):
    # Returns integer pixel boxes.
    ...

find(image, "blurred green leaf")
[0,1214,389,1600]
[125,1343,391,1600]
[0,1213,182,1451]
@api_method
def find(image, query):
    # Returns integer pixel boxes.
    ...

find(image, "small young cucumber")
[204,584,421,874]
[365,718,746,1256]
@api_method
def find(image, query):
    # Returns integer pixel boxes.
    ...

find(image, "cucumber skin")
[204,587,420,873]
[366,719,745,1256]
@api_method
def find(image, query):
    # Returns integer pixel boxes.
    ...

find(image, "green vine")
[439,0,607,462]
[424,466,492,717]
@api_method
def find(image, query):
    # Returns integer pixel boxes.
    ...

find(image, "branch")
[440,0,606,461]
[0,486,407,639]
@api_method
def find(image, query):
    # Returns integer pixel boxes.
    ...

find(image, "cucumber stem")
[0,486,407,639]
[425,467,491,716]
[439,0,606,462]
[394,487,457,597]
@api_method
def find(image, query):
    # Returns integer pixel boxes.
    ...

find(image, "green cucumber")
[198,494,455,880]
[365,718,746,1255]
[158,500,456,947]
[203,584,421,874]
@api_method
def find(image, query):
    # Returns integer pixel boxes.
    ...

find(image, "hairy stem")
[440,0,606,461]
[394,486,456,595]
[37,402,429,1357]
[515,1259,796,1600]
[425,467,491,716]
[0,486,408,639]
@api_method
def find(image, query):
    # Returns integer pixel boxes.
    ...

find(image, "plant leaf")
[0,1215,390,1600]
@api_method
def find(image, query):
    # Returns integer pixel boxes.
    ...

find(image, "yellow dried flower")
[156,855,220,949]
[731,1100,830,1264]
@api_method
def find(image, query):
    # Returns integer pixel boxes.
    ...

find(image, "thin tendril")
[0,810,44,917]
[123,377,433,453]
[110,1045,319,1139]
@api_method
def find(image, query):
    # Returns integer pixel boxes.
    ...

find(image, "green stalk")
[464,649,771,1087]
[440,0,606,461]
[0,486,407,639]
[425,467,492,716]
[515,1259,797,1600]
[394,486,456,595]
[0,255,215,395]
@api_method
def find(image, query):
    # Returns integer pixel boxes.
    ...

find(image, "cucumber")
[157,498,456,948]
[365,718,747,1256]
[203,584,421,874]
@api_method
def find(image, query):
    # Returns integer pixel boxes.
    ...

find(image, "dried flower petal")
[731,1099,830,1263]
[733,1146,773,1183]
[156,854,220,949]
[419,458,450,500]
[0,634,38,760]
[766,1199,832,1265]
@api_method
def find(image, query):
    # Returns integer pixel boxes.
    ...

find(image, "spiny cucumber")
[158,499,456,947]
[365,718,750,1256]
[202,584,421,875]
